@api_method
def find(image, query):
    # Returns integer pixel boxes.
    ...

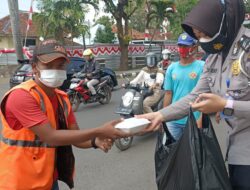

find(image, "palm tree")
[145,0,175,29]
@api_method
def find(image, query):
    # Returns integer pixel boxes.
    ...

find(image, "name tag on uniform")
[207,68,217,73]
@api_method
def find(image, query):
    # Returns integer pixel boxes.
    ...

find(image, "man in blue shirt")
[163,32,205,140]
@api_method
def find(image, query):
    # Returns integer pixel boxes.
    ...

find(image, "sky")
[0,0,107,45]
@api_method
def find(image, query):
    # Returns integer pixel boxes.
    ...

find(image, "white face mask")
[39,70,67,88]
[199,37,213,43]
[162,54,169,60]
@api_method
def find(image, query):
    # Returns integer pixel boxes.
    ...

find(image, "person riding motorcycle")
[129,52,165,113]
[158,49,172,70]
[81,49,101,96]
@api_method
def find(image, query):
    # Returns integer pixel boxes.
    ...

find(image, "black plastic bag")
[155,108,232,190]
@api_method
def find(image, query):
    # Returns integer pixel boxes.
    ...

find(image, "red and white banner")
[0,45,178,58]
[67,45,146,57]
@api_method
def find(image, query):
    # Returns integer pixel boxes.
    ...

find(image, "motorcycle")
[115,73,164,151]
[67,73,112,112]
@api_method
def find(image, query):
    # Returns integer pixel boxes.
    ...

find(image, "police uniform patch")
[181,34,187,40]
[213,43,224,50]
[189,72,197,79]
[231,60,240,76]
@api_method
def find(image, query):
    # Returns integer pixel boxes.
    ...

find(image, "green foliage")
[244,0,250,13]
[102,0,144,70]
[168,0,199,39]
[94,16,114,28]
[34,0,97,44]
[129,3,146,32]
[148,0,175,27]
[94,26,115,43]
[94,16,115,43]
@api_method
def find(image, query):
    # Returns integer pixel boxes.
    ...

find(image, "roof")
[0,11,82,46]
[111,25,171,41]
[0,11,38,37]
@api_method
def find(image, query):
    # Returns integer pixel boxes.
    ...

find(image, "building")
[0,11,39,49]
[0,11,82,49]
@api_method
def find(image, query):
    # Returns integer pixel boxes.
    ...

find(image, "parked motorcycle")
[115,74,164,151]
[67,73,112,112]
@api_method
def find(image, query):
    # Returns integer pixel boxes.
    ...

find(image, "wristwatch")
[222,99,234,116]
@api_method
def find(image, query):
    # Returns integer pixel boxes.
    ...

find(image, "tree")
[129,2,147,33]
[94,16,115,43]
[244,0,250,12]
[145,0,174,29]
[168,0,199,39]
[34,0,98,45]
[144,0,175,41]
[102,0,144,70]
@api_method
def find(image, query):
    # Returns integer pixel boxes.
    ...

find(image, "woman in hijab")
[138,0,250,189]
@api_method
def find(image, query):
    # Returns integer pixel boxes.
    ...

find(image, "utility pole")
[8,0,24,60]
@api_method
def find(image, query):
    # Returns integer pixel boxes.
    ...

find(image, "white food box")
[115,117,151,134]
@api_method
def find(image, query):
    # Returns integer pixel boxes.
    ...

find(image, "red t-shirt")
[5,89,77,130]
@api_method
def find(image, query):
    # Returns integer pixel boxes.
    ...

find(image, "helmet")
[146,52,157,68]
[177,33,196,46]
[162,49,171,60]
[83,49,93,56]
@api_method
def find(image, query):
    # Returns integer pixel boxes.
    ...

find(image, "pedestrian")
[163,32,204,140]
[0,39,128,190]
[137,0,249,189]
[129,52,165,113]
[81,48,100,98]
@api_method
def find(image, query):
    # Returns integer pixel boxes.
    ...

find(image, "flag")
[26,0,34,31]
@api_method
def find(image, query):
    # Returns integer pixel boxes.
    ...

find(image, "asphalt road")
[0,78,228,190]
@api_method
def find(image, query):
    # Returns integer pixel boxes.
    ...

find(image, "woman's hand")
[135,112,164,134]
[98,119,132,139]
[190,93,227,114]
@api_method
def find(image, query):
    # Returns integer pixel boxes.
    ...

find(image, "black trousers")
[229,165,250,190]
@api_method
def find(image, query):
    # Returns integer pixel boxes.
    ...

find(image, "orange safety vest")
[0,80,74,190]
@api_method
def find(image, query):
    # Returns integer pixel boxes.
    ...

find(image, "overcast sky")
[0,0,108,45]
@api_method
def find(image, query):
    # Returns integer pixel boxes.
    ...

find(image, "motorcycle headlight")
[122,92,134,107]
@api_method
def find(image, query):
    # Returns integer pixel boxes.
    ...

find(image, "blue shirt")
[164,60,205,125]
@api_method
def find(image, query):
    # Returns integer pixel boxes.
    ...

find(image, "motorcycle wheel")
[98,86,111,104]
[115,137,133,151]
[68,92,81,112]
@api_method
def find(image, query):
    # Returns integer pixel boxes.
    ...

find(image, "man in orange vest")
[0,39,129,190]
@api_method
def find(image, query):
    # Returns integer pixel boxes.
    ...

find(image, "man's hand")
[97,119,132,139]
[95,137,113,153]
[135,112,164,134]
[190,93,227,114]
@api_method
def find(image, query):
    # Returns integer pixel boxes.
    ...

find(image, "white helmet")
[162,49,171,60]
